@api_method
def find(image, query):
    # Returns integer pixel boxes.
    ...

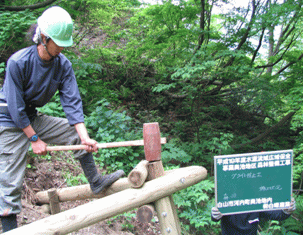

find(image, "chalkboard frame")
[214,150,293,215]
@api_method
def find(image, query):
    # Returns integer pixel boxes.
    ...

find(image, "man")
[0,6,124,232]
[211,198,296,235]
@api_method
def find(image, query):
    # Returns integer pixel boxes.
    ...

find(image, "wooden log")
[148,161,182,235]
[143,123,162,161]
[136,204,155,223]
[48,189,60,214]
[128,160,149,188]
[36,171,175,205]
[46,138,166,152]
[6,166,207,235]
[36,178,131,204]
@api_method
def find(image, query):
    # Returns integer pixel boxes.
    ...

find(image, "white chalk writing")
[259,185,282,192]
[231,172,262,179]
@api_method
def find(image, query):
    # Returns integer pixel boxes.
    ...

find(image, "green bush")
[0,10,35,62]
[37,91,66,118]
[280,195,303,234]
[173,178,221,234]
[85,99,143,173]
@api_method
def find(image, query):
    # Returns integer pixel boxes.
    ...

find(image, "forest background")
[0,0,303,234]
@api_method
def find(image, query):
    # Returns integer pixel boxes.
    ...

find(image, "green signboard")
[214,150,293,215]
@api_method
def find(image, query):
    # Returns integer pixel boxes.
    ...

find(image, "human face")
[46,38,64,58]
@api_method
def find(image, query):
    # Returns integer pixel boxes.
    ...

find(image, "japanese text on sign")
[215,150,293,215]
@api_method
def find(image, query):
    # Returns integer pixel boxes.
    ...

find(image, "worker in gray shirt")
[0,6,124,232]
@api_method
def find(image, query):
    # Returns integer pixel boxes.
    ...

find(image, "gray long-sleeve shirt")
[0,45,84,128]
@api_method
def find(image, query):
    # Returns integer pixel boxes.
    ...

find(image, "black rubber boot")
[1,214,17,232]
[79,153,125,194]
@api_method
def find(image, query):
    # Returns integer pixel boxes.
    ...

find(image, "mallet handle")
[46,138,166,151]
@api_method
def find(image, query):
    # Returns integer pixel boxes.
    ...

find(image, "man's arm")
[74,122,98,153]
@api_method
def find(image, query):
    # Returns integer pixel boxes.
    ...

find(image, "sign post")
[214,150,293,215]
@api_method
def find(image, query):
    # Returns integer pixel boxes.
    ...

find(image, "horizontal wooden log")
[36,178,131,204]
[128,160,149,188]
[36,171,178,204]
[7,166,207,235]
[46,138,167,152]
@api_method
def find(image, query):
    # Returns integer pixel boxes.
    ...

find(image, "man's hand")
[211,207,223,220]
[74,123,98,153]
[23,124,47,155]
[81,137,98,153]
[283,197,296,214]
[31,139,48,155]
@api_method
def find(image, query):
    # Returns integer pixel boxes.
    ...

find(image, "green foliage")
[64,171,87,187]
[292,150,303,189]
[259,220,287,235]
[162,132,234,171]
[37,92,66,118]
[161,140,193,166]
[0,62,5,75]
[280,195,303,234]
[0,9,35,61]
[85,99,143,173]
[107,212,136,232]
[0,62,5,86]
[173,178,220,234]
[69,57,121,111]
[1,1,303,233]
[80,0,140,32]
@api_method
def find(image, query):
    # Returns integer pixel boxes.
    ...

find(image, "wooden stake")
[47,189,60,214]
[128,160,149,188]
[148,161,182,235]
[6,166,207,235]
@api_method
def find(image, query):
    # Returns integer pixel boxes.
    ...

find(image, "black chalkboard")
[214,150,293,215]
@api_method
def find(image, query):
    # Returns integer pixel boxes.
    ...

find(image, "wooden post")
[36,178,131,204]
[5,166,207,235]
[148,161,182,235]
[143,122,181,235]
[47,189,60,214]
[128,160,149,188]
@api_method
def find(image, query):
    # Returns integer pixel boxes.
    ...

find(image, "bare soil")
[1,152,160,235]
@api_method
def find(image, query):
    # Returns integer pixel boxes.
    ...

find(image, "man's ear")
[40,33,50,44]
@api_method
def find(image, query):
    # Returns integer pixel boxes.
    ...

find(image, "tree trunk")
[0,0,57,11]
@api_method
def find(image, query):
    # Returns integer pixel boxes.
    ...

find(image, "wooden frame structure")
[6,122,207,235]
